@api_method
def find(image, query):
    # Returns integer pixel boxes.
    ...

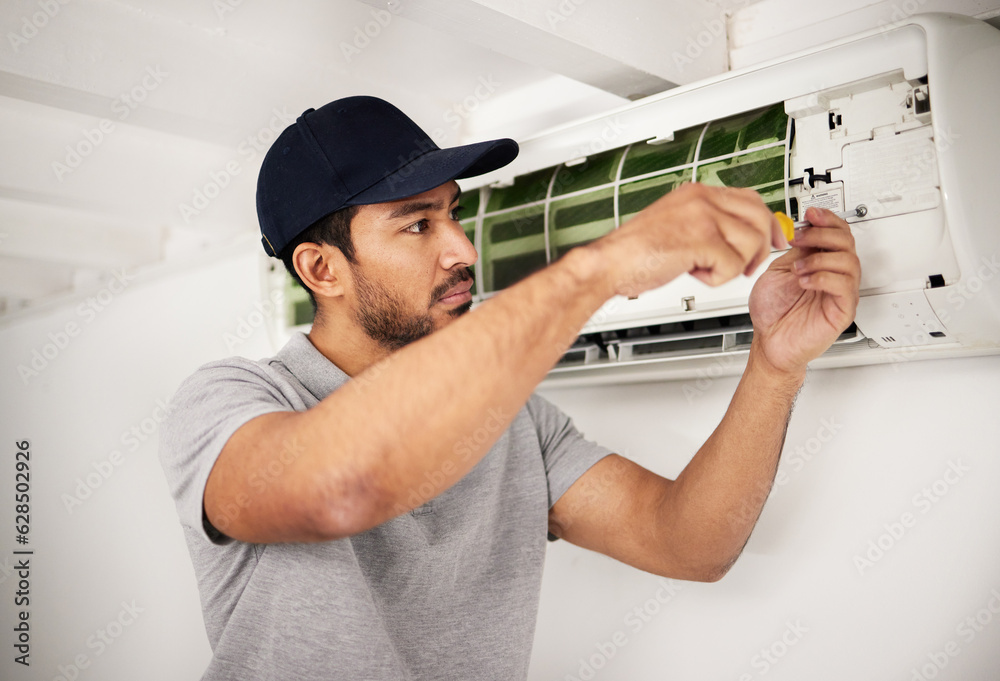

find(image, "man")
[159,95,860,680]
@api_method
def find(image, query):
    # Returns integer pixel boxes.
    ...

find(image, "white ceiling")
[1,0,997,321]
[0,0,757,320]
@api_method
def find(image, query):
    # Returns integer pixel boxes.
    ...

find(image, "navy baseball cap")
[256,95,519,256]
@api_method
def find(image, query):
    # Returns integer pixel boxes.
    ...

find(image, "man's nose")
[441,221,479,270]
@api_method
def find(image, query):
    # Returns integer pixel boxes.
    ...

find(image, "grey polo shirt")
[159,332,613,680]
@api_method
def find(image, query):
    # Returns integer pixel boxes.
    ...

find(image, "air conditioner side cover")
[916,13,1000,348]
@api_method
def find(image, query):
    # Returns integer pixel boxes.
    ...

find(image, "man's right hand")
[586,182,787,299]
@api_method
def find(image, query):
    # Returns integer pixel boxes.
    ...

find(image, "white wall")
[0,249,274,680]
[1,247,998,680]
[533,357,1000,680]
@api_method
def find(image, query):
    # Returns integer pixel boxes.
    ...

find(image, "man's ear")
[293,242,349,300]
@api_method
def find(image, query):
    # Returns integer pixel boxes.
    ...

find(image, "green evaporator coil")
[473,102,790,294]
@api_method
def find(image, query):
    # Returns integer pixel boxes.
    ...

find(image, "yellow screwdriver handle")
[775,212,795,242]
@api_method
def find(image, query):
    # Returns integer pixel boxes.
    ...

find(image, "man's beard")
[352,266,474,352]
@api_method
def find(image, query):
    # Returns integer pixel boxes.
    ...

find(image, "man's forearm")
[655,344,804,579]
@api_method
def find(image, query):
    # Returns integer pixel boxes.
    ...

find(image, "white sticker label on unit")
[801,189,844,213]
[843,127,941,220]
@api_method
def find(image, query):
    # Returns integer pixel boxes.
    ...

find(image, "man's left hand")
[749,206,862,374]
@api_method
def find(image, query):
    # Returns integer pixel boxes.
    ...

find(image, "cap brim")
[348,138,518,206]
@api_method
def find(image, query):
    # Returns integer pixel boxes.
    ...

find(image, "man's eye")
[450,205,466,221]
[404,219,428,234]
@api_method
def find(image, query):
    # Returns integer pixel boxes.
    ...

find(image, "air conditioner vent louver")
[554,317,862,373]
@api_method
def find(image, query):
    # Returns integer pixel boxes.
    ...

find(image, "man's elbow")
[691,562,733,583]
[652,552,739,583]
[697,551,742,582]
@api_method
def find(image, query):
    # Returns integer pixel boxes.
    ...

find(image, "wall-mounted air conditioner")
[269,13,1000,386]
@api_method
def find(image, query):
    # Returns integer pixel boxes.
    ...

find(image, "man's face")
[345,181,478,351]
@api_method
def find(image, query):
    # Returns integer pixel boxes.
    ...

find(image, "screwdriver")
[775,205,868,242]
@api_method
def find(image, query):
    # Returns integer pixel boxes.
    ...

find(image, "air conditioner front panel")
[580,254,784,335]
[851,209,957,294]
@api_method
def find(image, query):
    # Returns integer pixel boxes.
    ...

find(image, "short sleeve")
[525,393,614,512]
[158,358,303,545]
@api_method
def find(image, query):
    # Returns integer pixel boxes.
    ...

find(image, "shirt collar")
[275,332,350,401]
